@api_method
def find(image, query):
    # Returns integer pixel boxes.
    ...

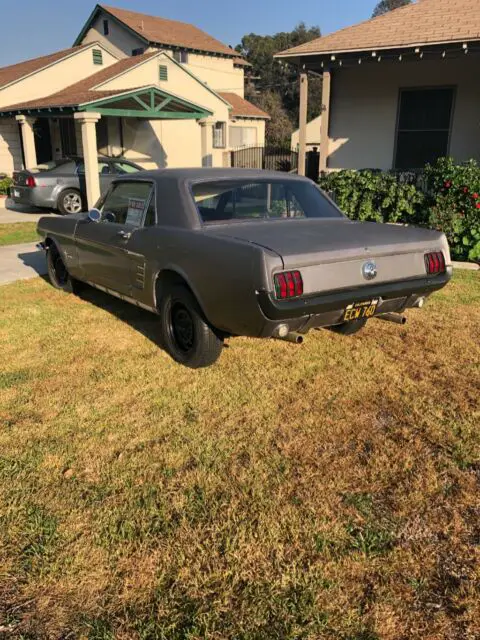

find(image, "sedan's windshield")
[191,180,343,224]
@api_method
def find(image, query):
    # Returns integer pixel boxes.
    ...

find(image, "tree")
[236,23,323,144]
[252,91,294,146]
[372,0,412,18]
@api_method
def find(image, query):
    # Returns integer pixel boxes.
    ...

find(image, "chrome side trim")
[85,280,158,314]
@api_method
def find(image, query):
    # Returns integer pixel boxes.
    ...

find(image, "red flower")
[444,181,452,188]
[476,203,480,209]
[463,187,469,193]
[473,193,479,199]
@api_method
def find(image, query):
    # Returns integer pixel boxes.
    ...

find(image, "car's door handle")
[117,230,132,240]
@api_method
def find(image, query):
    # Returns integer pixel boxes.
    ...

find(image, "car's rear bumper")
[255,268,452,334]
[10,186,55,208]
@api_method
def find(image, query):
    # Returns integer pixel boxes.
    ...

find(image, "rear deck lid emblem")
[362,261,377,281]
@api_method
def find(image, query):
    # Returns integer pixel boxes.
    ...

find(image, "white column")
[16,115,37,169]
[298,72,308,177]
[319,69,332,174]
[199,117,215,168]
[74,112,101,209]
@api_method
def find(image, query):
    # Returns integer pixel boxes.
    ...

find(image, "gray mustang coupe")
[37,169,452,368]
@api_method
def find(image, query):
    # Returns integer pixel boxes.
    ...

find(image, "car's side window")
[101,182,153,226]
[144,192,156,227]
[77,161,110,175]
[112,161,140,175]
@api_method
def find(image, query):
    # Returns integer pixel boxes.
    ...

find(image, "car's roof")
[65,155,135,162]
[127,168,313,183]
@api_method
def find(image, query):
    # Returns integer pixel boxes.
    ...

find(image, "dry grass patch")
[0,272,479,639]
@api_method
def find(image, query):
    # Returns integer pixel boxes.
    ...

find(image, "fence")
[230,145,299,173]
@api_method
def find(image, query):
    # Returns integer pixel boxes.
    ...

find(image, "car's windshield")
[191,180,343,224]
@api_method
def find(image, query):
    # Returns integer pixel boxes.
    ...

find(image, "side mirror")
[88,208,102,223]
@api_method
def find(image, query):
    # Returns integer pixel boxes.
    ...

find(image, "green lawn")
[0,272,479,639]
[0,222,39,246]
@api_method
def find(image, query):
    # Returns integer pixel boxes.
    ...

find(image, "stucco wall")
[82,13,144,59]
[229,119,266,148]
[0,119,22,175]
[0,45,118,108]
[328,56,480,170]
[291,115,321,150]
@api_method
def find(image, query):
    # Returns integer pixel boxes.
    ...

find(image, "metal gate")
[231,145,299,173]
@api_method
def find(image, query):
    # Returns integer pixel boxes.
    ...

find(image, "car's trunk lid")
[203,218,448,295]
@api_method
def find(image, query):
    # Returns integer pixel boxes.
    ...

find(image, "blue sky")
[1,0,379,67]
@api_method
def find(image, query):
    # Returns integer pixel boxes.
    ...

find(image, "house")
[0,4,269,207]
[276,0,480,175]
[291,115,321,152]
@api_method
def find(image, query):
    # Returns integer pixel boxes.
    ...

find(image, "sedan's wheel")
[46,245,80,294]
[329,318,368,336]
[159,285,223,368]
[58,189,83,215]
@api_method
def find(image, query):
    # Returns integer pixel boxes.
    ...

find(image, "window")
[394,87,455,169]
[92,49,103,65]
[212,122,226,148]
[101,182,154,226]
[76,161,110,175]
[144,192,156,226]
[192,180,344,224]
[103,19,109,35]
[112,161,140,175]
[132,47,145,56]
[173,50,189,64]
[229,126,257,148]
[159,65,168,81]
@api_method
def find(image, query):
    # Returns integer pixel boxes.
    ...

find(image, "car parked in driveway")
[11,156,143,214]
[36,169,452,369]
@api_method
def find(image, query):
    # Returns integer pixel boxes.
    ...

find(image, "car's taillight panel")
[424,251,446,275]
[274,270,304,299]
[25,176,36,188]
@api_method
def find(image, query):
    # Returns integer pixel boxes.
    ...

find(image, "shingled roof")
[95,4,237,57]
[219,93,270,119]
[0,44,92,90]
[277,0,480,58]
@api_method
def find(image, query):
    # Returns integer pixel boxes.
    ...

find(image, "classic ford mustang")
[37,168,452,368]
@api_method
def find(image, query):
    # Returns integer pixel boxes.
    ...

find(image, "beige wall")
[328,56,480,170]
[291,114,321,150]
[0,44,118,108]
[229,118,266,148]
[0,119,22,175]
[82,13,145,59]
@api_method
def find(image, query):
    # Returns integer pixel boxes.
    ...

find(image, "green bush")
[0,176,13,196]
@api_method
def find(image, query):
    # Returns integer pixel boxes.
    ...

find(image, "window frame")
[98,180,157,227]
[92,49,103,65]
[103,19,109,35]
[173,49,189,64]
[212,122,226,149]
[393,85,456,170]
[158,65,168,82]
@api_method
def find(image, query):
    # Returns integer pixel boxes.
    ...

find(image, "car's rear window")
[191,179,343,224]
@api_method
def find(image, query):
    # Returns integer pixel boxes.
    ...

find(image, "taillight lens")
[424,251,446,275]
[25,175,36,187]
[274,270,303,299]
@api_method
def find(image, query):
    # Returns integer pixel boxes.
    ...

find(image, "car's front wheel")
[159,285,223,368]
[57,189,83,215]
[46,245,81,294]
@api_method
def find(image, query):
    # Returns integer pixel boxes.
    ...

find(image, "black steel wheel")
[46,245,81,294]
[159,285,223,368]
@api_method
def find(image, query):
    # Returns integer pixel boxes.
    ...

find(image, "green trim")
[132,95,151,111]
[155,97,172,111]
[87,107,207,119]
[158,65,168,82]
[92,49,103,65]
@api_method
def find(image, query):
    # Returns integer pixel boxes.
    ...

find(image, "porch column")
[298,72,308,176]
[199,117,214,167]
[74,112,101,209]
[16,115,37,169]
[319,69,332,174]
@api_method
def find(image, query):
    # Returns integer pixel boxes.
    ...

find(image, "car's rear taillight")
[274,270,304,299]
[424,251,446,275]
[25,175,36,188]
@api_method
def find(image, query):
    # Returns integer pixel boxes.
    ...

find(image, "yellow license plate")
[342,299,379,322]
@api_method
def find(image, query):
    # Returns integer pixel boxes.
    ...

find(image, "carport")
[1,85,212,209]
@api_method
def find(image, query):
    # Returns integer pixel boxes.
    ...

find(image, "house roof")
[232,57,252,67]
[80,4,237,58]
[0,44,92,90]
[276,0,480,58]
[0,51,160,111]
[219,92,270,119]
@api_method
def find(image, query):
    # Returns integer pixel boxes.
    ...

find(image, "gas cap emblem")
[362,261,378,281]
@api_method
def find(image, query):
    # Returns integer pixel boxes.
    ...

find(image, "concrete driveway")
[0,197,58,223]
[0,242,47,285]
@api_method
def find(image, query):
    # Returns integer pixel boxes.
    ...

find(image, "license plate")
[342,299,379,322]
[13,189,20,198]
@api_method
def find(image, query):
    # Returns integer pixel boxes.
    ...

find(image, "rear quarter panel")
[37,215,82,274]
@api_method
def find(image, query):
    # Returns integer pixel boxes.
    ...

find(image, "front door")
[75,181,155,294]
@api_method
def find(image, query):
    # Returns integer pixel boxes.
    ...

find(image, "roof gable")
[277,0,480,58]
[219,92,270,119]
[75,3,237,57]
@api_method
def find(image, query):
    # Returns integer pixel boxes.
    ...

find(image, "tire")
[159,285,223,369]
[46,245,81,294]
[57,189,83,215]
[329,318,368,336]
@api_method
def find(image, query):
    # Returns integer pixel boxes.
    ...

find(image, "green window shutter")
[159,65,168,81]
[93,49,103,65]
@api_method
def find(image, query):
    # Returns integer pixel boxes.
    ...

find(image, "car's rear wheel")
[58,189,83,215]
[329,318,368,335]
[46,245,81,294]
[159,285,223,369]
